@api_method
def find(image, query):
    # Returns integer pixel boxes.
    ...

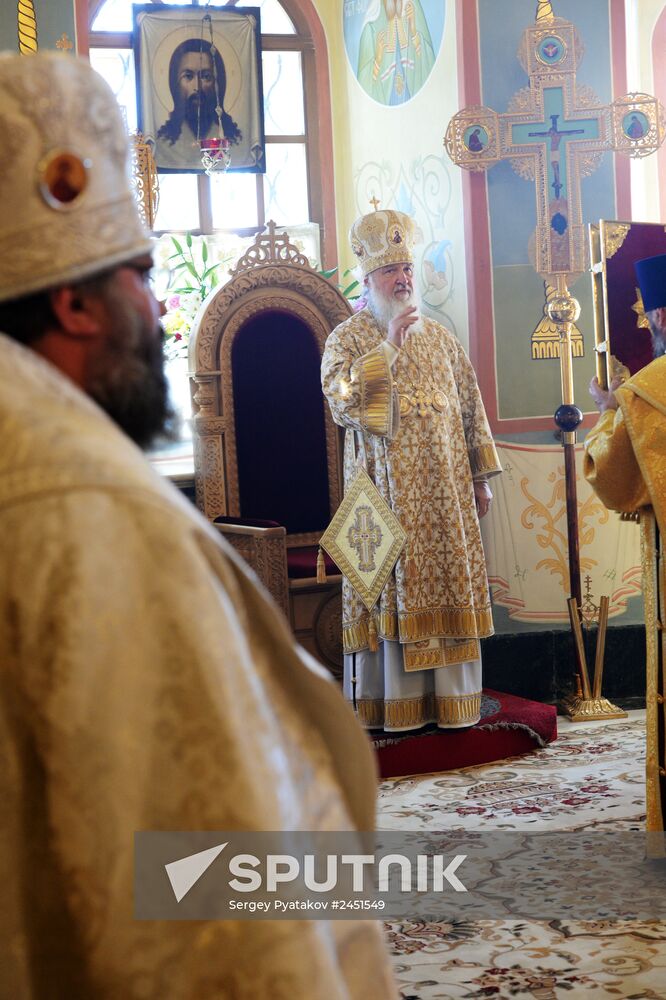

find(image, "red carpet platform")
[372,690,557,779]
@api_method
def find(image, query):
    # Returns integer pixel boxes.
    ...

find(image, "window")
[88,0,319,239]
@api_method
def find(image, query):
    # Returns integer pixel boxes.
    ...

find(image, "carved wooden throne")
[188,222,352,677]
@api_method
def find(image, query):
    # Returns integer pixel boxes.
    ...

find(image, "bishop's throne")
[188,222,352,678]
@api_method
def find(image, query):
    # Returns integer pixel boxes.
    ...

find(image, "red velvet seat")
[286,546,340,580]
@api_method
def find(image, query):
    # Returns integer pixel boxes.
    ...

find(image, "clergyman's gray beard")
[366,284,423,333]
[651,331,666,358]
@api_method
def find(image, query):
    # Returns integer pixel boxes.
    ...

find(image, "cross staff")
[445,7,665,281]
[444,0,665,717]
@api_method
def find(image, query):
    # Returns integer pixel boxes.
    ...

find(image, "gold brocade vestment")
[321,310,501,668]
[0,333,397,999]
[584,355,666,832]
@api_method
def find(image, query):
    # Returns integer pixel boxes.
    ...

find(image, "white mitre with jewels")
[0,51,151,304]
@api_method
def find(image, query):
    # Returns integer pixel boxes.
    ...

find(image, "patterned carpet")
[377,712,666,999]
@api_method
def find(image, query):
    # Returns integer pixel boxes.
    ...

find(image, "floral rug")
[377,713,666,998]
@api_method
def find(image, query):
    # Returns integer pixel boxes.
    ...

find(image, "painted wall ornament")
[444,2,666,288]
[18,0,38,54]
[15,2,76,56]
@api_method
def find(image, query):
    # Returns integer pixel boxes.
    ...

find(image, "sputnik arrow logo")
[165,842,228,902]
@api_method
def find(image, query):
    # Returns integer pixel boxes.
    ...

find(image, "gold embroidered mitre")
[349,209,419,276]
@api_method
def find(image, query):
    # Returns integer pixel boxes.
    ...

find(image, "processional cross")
[445,1,664,281]
[445,0,666,719]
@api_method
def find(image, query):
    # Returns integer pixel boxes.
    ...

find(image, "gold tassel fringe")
[355,693,482,730]
[367,616,378,652]
[316,547,327,584]
[343,606,494,653]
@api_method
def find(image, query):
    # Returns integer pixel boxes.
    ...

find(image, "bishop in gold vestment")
[322,210,501,731]
[0,52,397,999]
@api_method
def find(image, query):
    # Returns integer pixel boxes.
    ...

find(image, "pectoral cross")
[348,506,383,573]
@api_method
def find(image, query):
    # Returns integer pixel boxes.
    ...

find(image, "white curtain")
[482,441,641,625]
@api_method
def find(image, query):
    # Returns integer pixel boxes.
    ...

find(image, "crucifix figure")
[527,113,586,198]
[508,81,602,274]
[444,0,665,718]
[347,505,383,573]
[445,3,664,281]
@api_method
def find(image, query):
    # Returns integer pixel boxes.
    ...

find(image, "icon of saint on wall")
[355,0,438,106]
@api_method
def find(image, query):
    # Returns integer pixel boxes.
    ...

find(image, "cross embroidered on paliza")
[347,505,383,573]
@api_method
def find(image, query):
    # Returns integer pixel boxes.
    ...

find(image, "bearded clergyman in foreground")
[321,210,501,732]
[0,54,397,997]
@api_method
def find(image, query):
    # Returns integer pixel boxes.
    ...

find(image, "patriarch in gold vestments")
[322,210,501,732]
[585,252,666,832]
